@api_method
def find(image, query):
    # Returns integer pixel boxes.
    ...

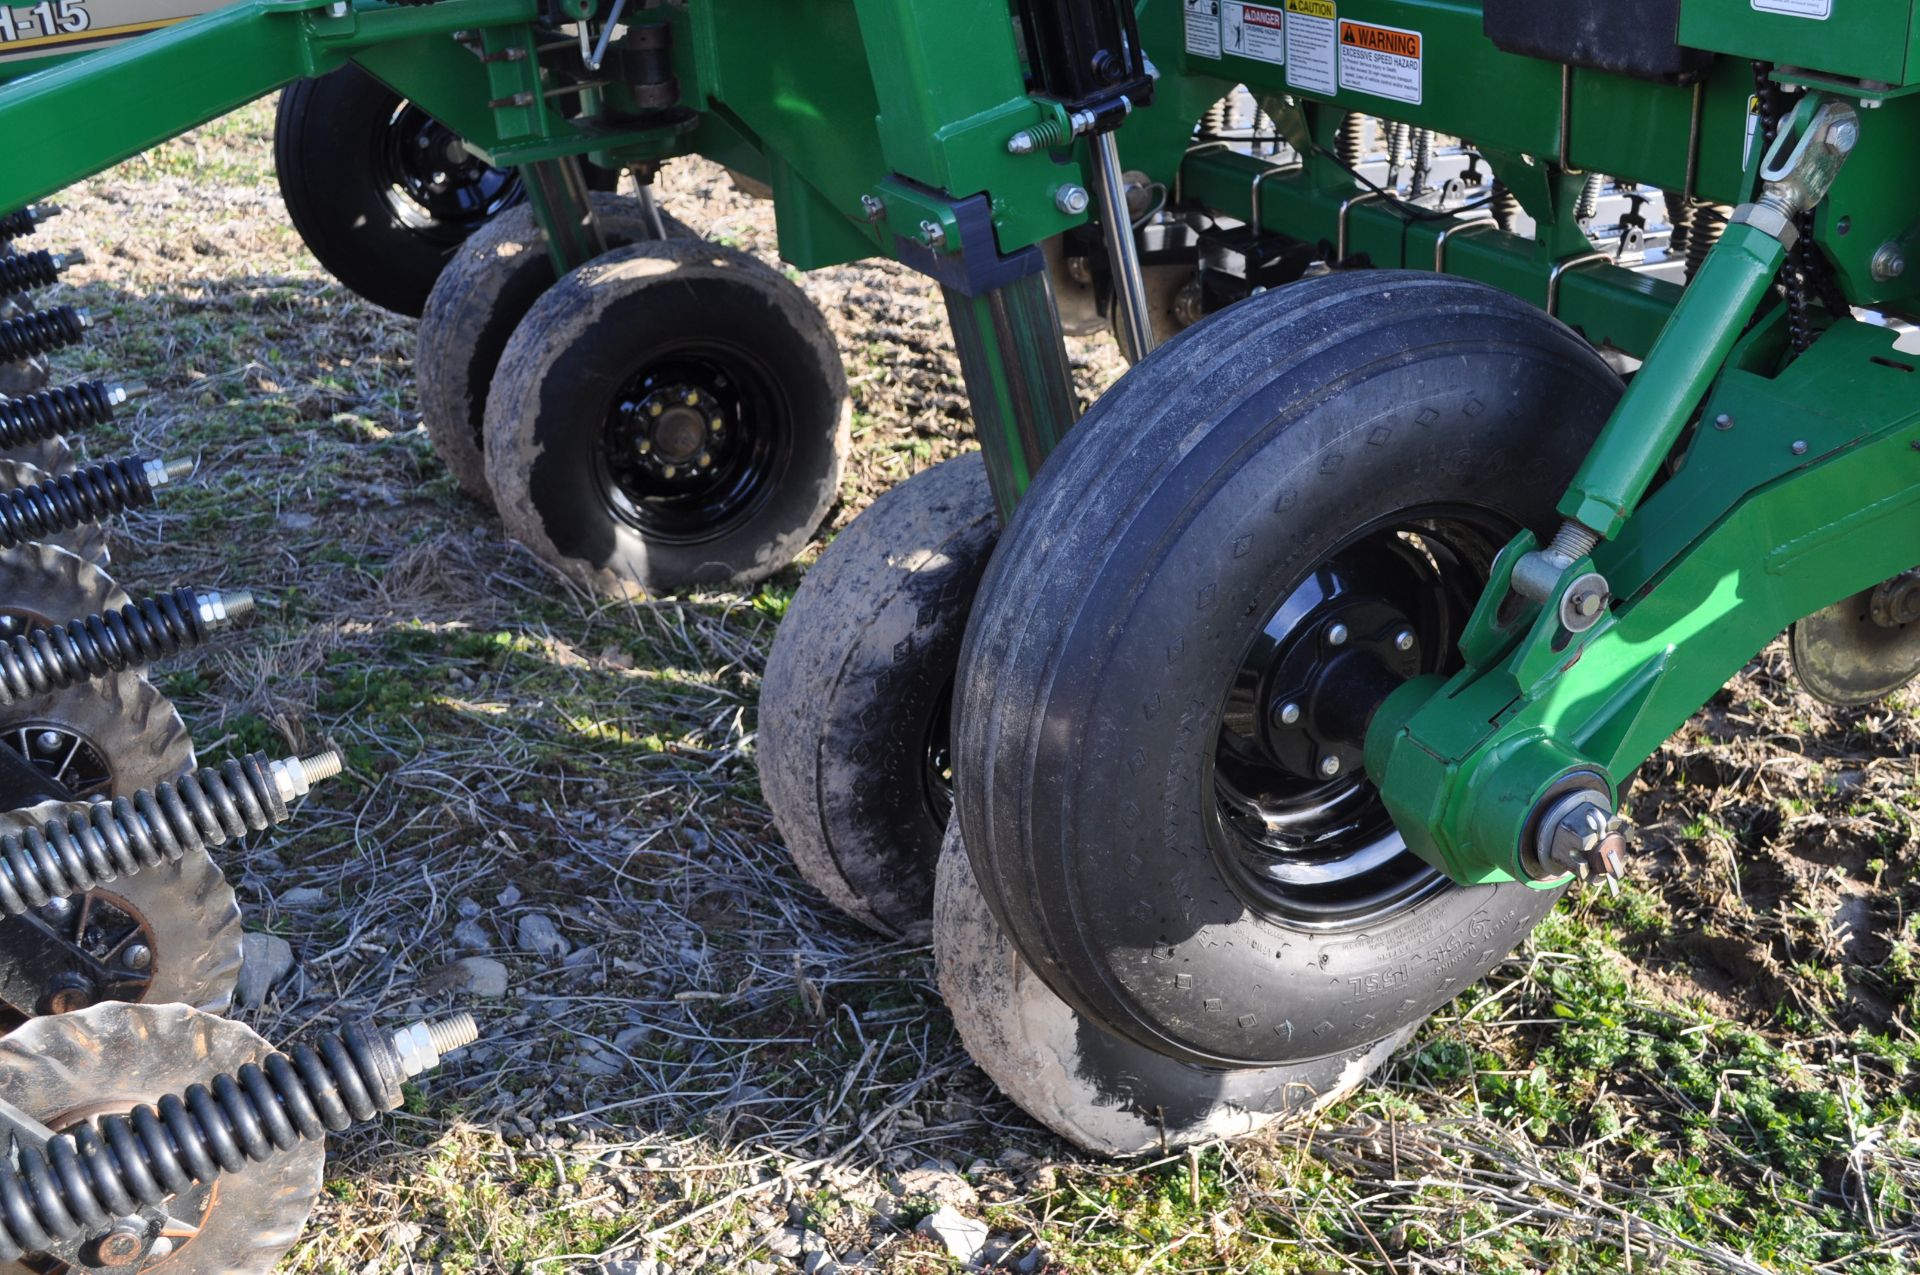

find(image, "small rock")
[496,883,523,907]
[516,913,570,958]
[614,1025,653,1052]
[889,1167,976,1208]
[389,1221,423,1248]
[452,919,491,950]
[423,957,509,998]
[575,1049,624,1077]
[235,933,294,1008]
[563,944,599,967]
[277,886,327,909]
[917,1207,989,1266]
[762,1228,804,1259]
[802,1254,838,1275]
[276,511,316,531]
[455,896,483,919]
[1014,1243,1051,1274]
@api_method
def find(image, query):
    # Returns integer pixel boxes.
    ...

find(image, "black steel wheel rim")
[379,101,521,239]
[0,890,157,1025]
[1206,505,1514,927]
[922,681,957,830]
[596,344,792,545]
[2,722,113,800]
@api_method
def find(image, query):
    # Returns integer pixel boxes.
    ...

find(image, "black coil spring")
[0,209,39,242]
[0,306,85,361]
[0,588,212,705]
[1489,181,1521,234]
[0,380,117,448]
[0,1021,401,1260]
[0,250,62,299]
[1664,191,1694,262]
[0,457,159,550]
[0,753,289,916]
[1335,115,1366,169]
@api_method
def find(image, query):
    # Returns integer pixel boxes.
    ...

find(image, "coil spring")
[0,250,62,300]
[1575,173,1606,223]
[0,380,117,448]
[0,457,160,550]
[0,209,39,242]
[0,752,295,916]
[1335,115,1367,169]
[1385,122,1410,184]
[1200,99,1229,139]
[1664,191,1694,262]
[0,588,213,705]
[1489,181,1521,234]
[0,1020,413,1260]
[0,306,85,361]
[1687,205,1729,281]
[1408,129,1433,196]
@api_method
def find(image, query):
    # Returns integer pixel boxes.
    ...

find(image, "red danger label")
[1247,5,1282,28]
[1340,21,1421,59]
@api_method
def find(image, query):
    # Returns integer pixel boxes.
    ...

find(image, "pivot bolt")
[1326,622,1349,647]
[1394,629,1416,652]
[1872,242,1906,282]
[1559,572,1611,634]
[1274,701,1302,726]
[1536,791,1631,882]
[1318,755,1341,778]
[1054,184,1091,216]
[1825,116,1860,154]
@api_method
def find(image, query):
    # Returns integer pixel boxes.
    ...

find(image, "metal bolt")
[1713,413,1734,431]
[860,194,886,223]
[1791,439,1809,456]
[1276,701,1302,726]
[123,943,152,972]
[1318,755,1342,778]
[1054,184,1091,216]
[1872,242,1906,282]
[1007,130,1039,155]
[662,465,677,478]
[919,219,947,249]
[327,0,347,15]
[698,453,712,468]
[1326,622,1349,647]
[1559,572,1612,634]
[41,895,71,921]
[34,730,62,752]
[1537,791,1630,882]
[683,390,699,406]
[1394,629,1416,652]
[648,401,663,417]
[1825,116,1860,153]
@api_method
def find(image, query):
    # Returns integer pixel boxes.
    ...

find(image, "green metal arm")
[0,0,536,213]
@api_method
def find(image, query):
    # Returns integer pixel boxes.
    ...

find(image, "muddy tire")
[955,273,1621,1067]
[935,816,1414,1155]
[759,453,997,938]
[419,193,694,506]
[485,241,848,596]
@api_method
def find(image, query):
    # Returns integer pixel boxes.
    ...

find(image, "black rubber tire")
[955,273,1621,1068]
[759,453,998,939]
[418,193,694,507]
[485,240,849,596]
[275,65,612,317]
[934,816,1416,1156]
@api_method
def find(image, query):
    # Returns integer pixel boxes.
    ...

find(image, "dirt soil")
[19,102,1918,1273]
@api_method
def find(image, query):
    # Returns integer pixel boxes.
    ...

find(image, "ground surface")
[27,101,1920,1273]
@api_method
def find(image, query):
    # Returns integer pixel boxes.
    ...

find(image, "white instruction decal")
[1338,18,1423,105]
[1185,0,1223,59]
[1752,0,1831,18]
[1285,0,1336,94]
[1224,2,1286,65]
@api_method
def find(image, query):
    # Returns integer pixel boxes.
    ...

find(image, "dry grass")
[20,101,1918,1274]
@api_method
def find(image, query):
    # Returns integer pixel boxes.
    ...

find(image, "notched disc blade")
[1790,583,1920,707]
[0,1003,324,1275]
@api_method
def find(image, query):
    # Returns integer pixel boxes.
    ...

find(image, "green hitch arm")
[0,0,535,214]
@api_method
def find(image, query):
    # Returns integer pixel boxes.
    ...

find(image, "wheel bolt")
[1318,755,1341,778]
[698,453,712,468]
[1394,629,1415,651]
[35,730,61,751]
[123,943,152,972]
[649,402,663,417]
[1274,701,1302,726]
[1326,623,1349,646]
[41,895,71,921]
[683,390,700,406]
[638,440,652,455]
[663,465,677,478]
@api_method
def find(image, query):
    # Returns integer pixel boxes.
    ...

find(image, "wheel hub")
[1260,594,1422,784]
[0,889,160,1025]
[618,384,728,481]
[383,102,518,232]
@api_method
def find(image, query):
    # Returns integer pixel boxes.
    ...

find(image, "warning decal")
[1185,0,1223,59]
[1224,2,1286,65]
[1285,0,1336,95]
[1752,0,1830,17]
[1338,18,1422,104]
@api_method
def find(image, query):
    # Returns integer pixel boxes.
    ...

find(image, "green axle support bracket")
[1368,314,1920,886]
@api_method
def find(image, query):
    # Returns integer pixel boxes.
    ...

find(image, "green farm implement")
[0,0,1914,1262]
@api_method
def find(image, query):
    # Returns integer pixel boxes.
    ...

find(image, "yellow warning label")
[1339,20,1420,59]
[1286,0,1336,18]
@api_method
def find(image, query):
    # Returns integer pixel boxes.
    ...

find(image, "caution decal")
[1284,0,1336,94]
[1337,17,1422,104]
